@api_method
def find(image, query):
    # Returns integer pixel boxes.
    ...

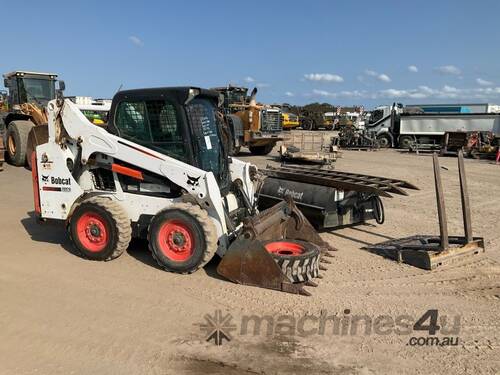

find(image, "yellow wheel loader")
[1,71,63,167]
[212,85,282,156]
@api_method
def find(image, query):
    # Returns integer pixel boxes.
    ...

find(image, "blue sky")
[2,0,500,108]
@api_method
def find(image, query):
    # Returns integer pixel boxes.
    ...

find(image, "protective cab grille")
[261,110,282,132]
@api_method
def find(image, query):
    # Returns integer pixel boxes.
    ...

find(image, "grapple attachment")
[217,198,335,295]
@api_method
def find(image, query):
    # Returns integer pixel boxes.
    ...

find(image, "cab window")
[115,99,187,161]
[186,98,222,177]
[115,101,151,142]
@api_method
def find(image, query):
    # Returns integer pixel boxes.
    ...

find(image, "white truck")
[366,103,500,148]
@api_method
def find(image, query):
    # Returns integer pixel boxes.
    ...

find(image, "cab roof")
[3,71,58,79]
[112,86,220,105]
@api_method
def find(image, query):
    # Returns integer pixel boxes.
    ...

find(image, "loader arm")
[46,99,227,231]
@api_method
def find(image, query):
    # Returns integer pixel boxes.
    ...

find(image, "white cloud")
[311,89,369,99]
[434,65,461,75]
[309,84,500,101]
[364,69,391,82]
[377,74,391,82]
[243,76,255,83]
[442,85,458,93]
[476,78,493,86]
[378,89,429,99]
[408,65,418,73]
[128,36,143,47]
[285,91,294,97]
[418,85,437,95]
[304,73,344,83]
[312,89,335,97]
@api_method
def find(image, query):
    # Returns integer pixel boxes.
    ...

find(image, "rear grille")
[261,110,282,132]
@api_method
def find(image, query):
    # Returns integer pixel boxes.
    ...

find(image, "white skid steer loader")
[31,87,333,295]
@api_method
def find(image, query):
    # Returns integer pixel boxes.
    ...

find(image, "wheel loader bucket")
[217,198,335,295]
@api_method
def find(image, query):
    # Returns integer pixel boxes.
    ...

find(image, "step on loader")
[32,87,333,295]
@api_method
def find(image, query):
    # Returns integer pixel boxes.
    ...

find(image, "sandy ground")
[0,147,499,375]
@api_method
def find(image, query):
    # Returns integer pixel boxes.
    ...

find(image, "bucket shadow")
[127,239,229,282]
[202,255,227,282]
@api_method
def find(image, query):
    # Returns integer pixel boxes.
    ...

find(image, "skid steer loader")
[32,87,333,295]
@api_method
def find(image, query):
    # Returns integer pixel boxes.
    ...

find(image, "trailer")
[366,103,500,148]
[279,131,340,166]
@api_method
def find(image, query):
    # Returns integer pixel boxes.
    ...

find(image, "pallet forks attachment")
[364,151,485,270]
[217,197,336,295]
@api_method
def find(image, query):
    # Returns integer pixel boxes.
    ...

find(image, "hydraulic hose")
[372,196,385,225]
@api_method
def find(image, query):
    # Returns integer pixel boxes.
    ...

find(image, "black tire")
[302,118,314,130]
[26,125,49,170]
[371,196,385,225]
[148,202,218,274]
[264,240,320,283]
[377,134,391,148]
[398,135,414,149]
[69,196,132,261]
[249,143,274,155]
[6,120,34,166]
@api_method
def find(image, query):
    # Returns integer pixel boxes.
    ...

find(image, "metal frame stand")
[364,151,485,270]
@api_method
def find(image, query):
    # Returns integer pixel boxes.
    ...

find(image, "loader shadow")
[20,211,80,256]
[126,239,228,281]
[126,239,162,270]
[234,149,278,163]
[327,231,375,247]
[349,225,396,241]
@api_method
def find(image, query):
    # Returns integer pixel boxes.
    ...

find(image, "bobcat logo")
[187,175,200,187]
[41,175,49,183]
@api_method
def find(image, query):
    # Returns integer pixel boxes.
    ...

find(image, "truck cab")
[365,104,403,147]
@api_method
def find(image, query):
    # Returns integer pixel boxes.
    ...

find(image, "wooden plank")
[433,153,449,250]
[458,150,473,242]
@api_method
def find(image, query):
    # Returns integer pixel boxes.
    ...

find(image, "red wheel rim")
[157,220,194,261]
[265,241,305,256]
[76,212,109,252]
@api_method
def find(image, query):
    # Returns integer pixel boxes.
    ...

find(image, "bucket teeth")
[305,280,318,287]
[217,198,331,296]
[319,265,328,271]
[299,288,312,297]
[322,246,337,254]
[322,252,334,258]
